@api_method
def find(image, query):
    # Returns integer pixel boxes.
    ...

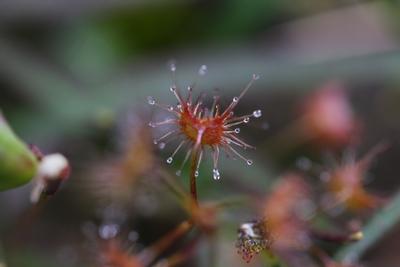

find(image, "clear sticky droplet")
[166,157,173,164]
[169,62,176,72]
[253,110,262,118]
[243,117,250,123]
[246,159,253,166]
[252,74,260,80]
[234,128,241,134]
[147,96,156,105]
[170,86,176,92]
[233,97,239,103]
[158,142,166,150]
[195,170,199,177]
[198,65,207,76]
[168,105,174,111]
[176,170,182,176]
[187,86,193,92]
[98,224,119,240]
[153,139,158,145]
[213,168,220,180]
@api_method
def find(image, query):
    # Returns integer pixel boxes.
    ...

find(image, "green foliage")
[0,112,38,191]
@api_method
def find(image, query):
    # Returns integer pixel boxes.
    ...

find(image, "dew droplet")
[243,117,250,123]
[158,142,166,150]
[246,159,253,166]
[169,62,176,72]
[234,128,241,134]
[213,168,220,180]
[195,170,199,177]
[166,157,173,164]
[252,74,260,80]
[253,110,262,118]
[98,223,119,240]
[176,170,182,176]
[233,97,239,103]
[198,65,207,76]
[147,96,156,105]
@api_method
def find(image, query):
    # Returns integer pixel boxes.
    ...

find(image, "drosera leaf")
[0,111,38,191]
[334,190,400,263]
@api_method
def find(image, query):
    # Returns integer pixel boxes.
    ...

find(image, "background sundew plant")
[1,1,400,267]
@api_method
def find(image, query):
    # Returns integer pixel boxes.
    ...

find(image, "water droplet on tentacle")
[147,96,156,105]
[198,65,208,76]
[213,168,220,180]
[253,110,262,118]
[166,157,173,164]
[158,142,166,150]
[169,62,176,72]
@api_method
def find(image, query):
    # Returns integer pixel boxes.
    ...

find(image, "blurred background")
[1,0,400,266]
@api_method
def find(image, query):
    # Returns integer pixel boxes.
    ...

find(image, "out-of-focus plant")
[235,172,366,266]
[0,111,70,202]
[321,144,387,213]
[0,111,38,191]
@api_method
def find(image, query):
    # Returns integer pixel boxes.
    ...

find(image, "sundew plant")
[1,2,400,267]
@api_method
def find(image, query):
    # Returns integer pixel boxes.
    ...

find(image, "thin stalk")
[153,234,201,267]
[139,220,193,266]
[189,129,204,206]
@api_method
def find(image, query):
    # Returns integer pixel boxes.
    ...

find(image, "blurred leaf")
[335,190,400,262]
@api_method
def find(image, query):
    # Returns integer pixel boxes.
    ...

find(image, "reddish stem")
[189,129,204,206]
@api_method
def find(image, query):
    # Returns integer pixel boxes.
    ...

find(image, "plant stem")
[189,129,204,207]
[139,220,193,266]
